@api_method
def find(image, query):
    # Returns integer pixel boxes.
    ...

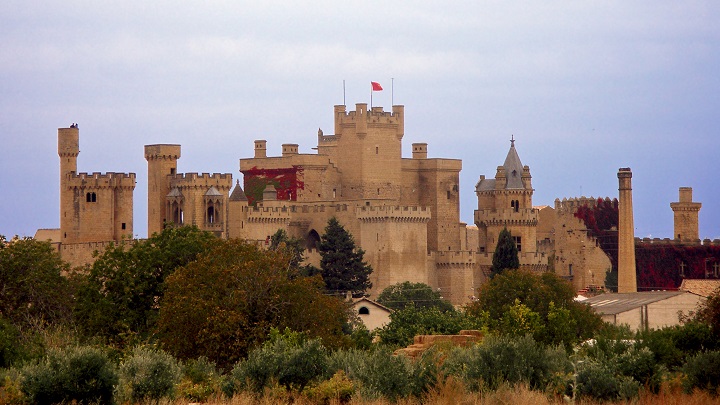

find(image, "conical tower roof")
[229,180,248,201]
[503,137,525,190]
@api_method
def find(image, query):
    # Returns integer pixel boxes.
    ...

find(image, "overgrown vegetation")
[3,229,720,404]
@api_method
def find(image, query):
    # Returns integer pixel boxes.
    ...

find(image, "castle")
[44,103,716,304]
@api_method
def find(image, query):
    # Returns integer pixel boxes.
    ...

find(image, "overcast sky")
[1,1,719,240]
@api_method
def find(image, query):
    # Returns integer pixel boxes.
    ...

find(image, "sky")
[1,1,719,240]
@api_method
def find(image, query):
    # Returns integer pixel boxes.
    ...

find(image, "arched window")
[207,206,215,224]
[358,306,370,315]
[86,192,96,203]
[306,229,321,250]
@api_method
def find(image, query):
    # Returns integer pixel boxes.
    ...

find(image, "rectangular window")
[121,223,126,230]
[513,236,522,252]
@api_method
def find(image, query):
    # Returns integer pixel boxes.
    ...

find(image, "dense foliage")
[377,306,485,348]
[0,236,73,329]
[318,217,373,297]
[157,239,349,370]
[376,281,454,312]
[490,227,519,278]
[73,225,218,345]
[467,269,602,348]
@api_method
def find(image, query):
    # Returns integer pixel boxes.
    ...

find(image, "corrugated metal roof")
[583,291,689,315]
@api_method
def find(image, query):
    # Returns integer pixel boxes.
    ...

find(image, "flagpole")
[370,82,372,108]
[343,80,346,106]
[391,78,394,106]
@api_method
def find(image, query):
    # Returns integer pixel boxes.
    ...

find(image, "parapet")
[355,205,431,222]
[170,172,233,187]
[333,103,404,136]
[144,144,181,160]
[67,171,137,188]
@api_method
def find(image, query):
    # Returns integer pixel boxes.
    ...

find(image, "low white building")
[584,291,705,331]
[351,297,393,331]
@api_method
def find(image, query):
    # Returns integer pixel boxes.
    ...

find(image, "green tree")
[694,286,720,338]
[490,227,519,278]
[269,229,305,270]
[157,239,348,370]
[467,269,602,347]
[74,226,217,346]
[0,235,72,328]
[376,306,485,348]
[319,217,372,297]
[377,281,454,312]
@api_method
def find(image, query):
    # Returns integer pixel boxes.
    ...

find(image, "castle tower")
[58,127,79,242]
[670,187,701,243]
[145,144,181,236]
[58,126,135,244]
[617,168,637,293]
[474,138,538,257]
[333,103,404,200]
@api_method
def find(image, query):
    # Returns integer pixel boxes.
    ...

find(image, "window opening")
[513,236,522,252]
[359,307,370,315]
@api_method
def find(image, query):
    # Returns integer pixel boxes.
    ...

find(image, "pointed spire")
[510,134,515,147]
[229,180,248,201]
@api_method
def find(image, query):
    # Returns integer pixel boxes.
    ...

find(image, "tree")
[318,217,372,297]
[466,269,602,347]
[377,281,454,312]
[694,286,720,338]
[0,235,73,328]
[157,239,349,370]
[376,306,485,348]
[74,225,218,346]
[490,227,519,278]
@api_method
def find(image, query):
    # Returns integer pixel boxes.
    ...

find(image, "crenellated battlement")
[356,205,431,222]
[170,172,233,188]
[144,144,181,160]
[66,172,136,189]
[635,237,720,246]
[554,196,615,212]
[474,208,538,226]
[434,250,477,267]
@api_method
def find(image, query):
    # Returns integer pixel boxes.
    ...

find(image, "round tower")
[58,126,79,242]
[617,168,637,293]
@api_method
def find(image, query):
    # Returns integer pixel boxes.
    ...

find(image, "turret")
[670,187,701,242]
[412,143,427,159]
[145,144,181,236]
[254,140,267,158]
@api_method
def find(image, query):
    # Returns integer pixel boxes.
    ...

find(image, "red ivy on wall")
[241,166,305,206]
[573,197,720,290]
[574,198,619,275]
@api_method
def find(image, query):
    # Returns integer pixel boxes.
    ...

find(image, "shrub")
[231,329,328,394]
[443,334,570,392]
[0,368,26,404]
[304,370,355,404]
[328,347,412,401]
[116,345,182,404]
[575,360,639,401]
[19,345,117,405]
[616,346,665,393]
[682,350,720,396]
[0,318,22,368]
[177,356,222,402]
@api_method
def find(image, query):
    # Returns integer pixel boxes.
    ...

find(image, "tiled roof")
[679,279,720,297]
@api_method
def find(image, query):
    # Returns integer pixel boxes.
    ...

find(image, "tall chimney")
[617,168,637,293]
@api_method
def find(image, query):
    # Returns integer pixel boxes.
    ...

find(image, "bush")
[575,360,639,401]
[0,368,25,404]
[682,350,720,396]
[177,356,222,402]
[328,347,413,401]
[616,346,665,393]
[116,345,182,404]
[304,370,355,404]
[0,318,22,368]
[443,334,569,392]
[231,329,328,394]
[19,345,117,405]
[376,306,484,348]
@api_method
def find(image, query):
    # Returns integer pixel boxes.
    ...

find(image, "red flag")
[371,81,383,91]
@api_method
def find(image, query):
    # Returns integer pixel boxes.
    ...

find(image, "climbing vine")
[573,197,720,290]
[241,166,304,206]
